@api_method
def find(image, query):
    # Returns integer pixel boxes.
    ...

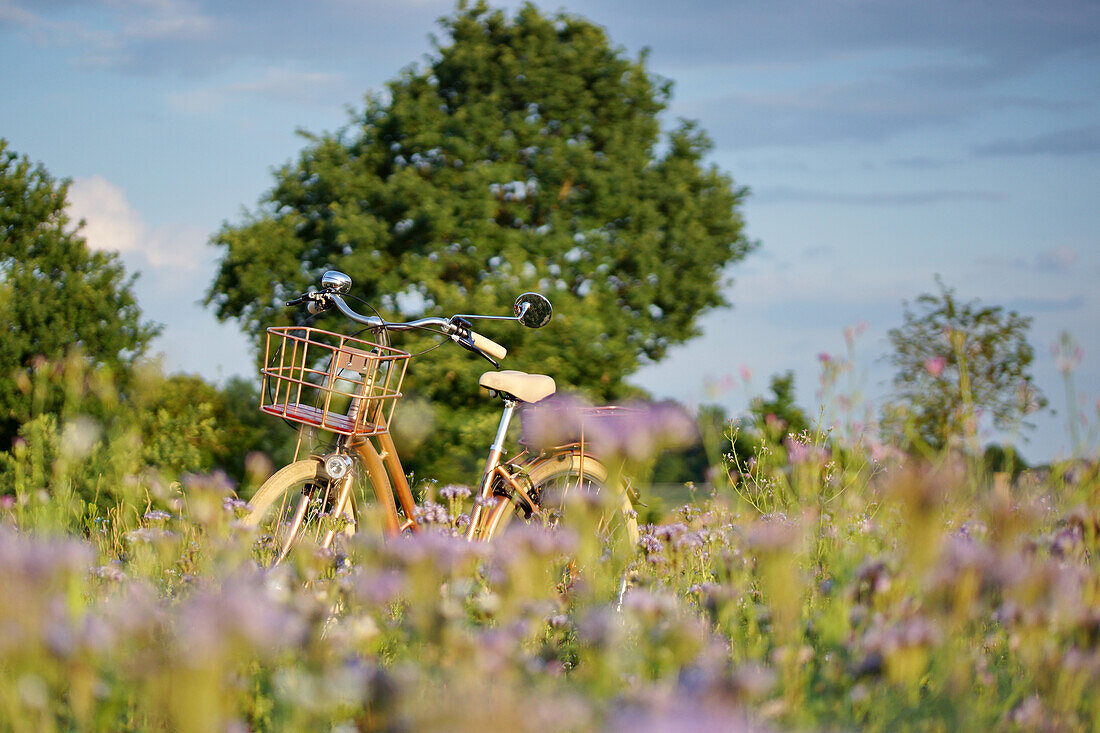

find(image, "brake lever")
[446,318,500,368]
[285,292,331,314]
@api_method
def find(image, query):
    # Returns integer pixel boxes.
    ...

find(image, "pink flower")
[739,364,753,383]
[924,357,946,377]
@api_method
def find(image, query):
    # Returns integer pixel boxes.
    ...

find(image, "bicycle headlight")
[323,453,353,480]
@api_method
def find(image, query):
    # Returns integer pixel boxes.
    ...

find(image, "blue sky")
[2,0,1097,461]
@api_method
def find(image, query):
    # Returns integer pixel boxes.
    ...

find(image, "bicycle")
[241,270,638,564]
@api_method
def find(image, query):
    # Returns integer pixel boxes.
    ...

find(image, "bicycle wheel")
[242,459,359,565]
[481,452,638,547]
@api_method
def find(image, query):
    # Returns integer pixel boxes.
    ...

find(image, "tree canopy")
[207,2,755,480]
[883,278,1046,452]
[0,140,160,445]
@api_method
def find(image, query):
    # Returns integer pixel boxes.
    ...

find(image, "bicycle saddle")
[479,370,556,403]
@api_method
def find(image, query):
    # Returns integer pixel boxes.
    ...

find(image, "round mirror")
[321,270,352,293]
[514,292,552,328]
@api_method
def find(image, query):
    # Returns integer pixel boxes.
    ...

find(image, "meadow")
[3,392,1098,733]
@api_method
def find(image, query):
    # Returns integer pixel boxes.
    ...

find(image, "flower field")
[2,430,1099,731]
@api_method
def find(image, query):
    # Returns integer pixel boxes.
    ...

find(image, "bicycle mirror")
[514,292,552,328]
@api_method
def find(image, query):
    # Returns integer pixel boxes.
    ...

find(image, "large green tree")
[883,278,1047,452]
[207,2,755,480]
[0,140,160,445]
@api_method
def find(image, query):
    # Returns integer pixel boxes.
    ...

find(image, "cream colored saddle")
[479,370,556,403]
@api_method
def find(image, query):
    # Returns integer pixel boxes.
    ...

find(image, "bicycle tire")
[481,452,638,547]
[242,459,359,565]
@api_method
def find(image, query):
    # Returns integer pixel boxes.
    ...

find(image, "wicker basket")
[260,326,410,437]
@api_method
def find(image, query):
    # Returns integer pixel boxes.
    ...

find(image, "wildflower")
[388,530,486,572]
[923,356,946,377]
[608,697,753,733]
[91,564,127,582]
[348,568,405,607]
[414,500,452,527]
[174,570,309,663]
[844,320,869,347]
[547,613,570,628]
[523,396,695,461]
[124,527,176,544]
[1052,332,1083,374]
[861,615,943,657]
[1008,696,1047,728]
[182,470,236,495]
[222,497,251,515]
[438,484,472,500]
[621,588,680,619]
[575,607,621,648]
[787,439,828,466]
[672,530,704,552]
[745,515,799,552]
[143,509,172,522]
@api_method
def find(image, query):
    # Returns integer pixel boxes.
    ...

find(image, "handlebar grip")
[469,330,507,361]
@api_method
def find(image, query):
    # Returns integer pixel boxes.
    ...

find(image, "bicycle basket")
[260,326,410,437]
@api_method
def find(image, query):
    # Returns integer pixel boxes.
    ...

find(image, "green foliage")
[206,2,754,481]
[130,368,291,482]
[0,139,160,447]
[883,277,1047,452]
[0,356,283,513]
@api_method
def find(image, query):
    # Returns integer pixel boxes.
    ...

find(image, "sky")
[1,0,1098,462]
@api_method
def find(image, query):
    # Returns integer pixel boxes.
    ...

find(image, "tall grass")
[1,363,1098,730]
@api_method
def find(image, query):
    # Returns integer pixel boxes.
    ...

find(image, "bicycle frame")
[292,393,604,544]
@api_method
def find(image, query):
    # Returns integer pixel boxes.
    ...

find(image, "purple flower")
[348,568,406,606]
[174,569,309,663]
[414,501,453,527]
[522,396,696,460]
[438,484,472,500]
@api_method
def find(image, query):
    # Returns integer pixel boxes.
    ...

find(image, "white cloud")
[64,175,241,379]
[144,224,209,271]
[1035,246,1079,273]
[67,175,208,272]
[118,0,214,41]
[232,68,343,97]
[167,66,347,114]
[67,175,145,254]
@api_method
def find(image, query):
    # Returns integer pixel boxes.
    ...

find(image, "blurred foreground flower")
[522,395,696,460]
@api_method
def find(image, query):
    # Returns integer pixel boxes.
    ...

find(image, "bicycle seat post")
[467,396,517,540]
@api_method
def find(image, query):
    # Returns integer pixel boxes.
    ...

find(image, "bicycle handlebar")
[468,330,508,361]
[294,290,508,365]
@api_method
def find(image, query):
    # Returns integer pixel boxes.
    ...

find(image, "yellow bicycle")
[241,270,638,564]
